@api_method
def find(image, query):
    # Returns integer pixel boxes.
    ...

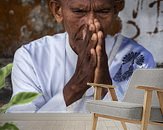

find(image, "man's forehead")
[63,0,114,5]
[61,0,124,12]
[63,0,114,3]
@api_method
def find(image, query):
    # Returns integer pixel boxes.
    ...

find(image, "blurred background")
[0,0,64,106]
[0,0,163,105]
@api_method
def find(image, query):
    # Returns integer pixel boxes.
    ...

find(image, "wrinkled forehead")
[60,0,124,12]
[63,0,114,5]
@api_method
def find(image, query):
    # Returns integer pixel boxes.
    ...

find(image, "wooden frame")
[87,83,163,130]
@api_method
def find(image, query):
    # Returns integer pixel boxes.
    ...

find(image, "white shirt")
[8,32,155,113]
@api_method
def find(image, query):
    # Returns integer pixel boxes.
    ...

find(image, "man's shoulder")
[117,35,155,67]
[121,35,140,46]
[23,32,67,50]
[106,34,154,63]
[114,34,149,53]
[105,34,150,53]
[14,32,67,60]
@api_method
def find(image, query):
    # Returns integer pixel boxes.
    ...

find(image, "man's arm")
[9,46,67,112]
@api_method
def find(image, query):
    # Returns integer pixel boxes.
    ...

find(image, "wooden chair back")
[123,69,163,107]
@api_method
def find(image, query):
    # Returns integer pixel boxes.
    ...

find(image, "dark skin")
[49,0,119,106]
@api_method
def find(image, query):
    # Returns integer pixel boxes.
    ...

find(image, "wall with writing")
[0,0,162,63]
[120,0,163,63]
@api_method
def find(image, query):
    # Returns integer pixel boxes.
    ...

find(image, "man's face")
[60,0,115,51]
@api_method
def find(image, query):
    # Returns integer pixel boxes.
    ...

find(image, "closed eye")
[71,8,87,15]
[96,8,113,14]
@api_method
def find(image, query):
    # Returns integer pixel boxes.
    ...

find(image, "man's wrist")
[63,83,89,106]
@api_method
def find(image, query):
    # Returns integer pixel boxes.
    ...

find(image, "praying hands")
[63,19,112,106]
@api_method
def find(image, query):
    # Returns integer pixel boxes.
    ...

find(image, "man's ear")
[114,0,125,14]
[49,0,63,23]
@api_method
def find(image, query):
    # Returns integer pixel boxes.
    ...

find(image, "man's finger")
[88,19,94,25]
[96,31,105,68]
[97,31,106,53]
[97,31,104,46]
[90,48,97,67]
[96,45,102,68]
[91,33,97,41]
[89,23,96,32]
[90,33,98,49]
[83,25,92,47]
[94,19,101,33]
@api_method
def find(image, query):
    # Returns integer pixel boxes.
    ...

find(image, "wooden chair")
[86,69,163,130]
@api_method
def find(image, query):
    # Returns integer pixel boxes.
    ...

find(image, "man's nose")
[85,11,96,24]
[88,11,96,19]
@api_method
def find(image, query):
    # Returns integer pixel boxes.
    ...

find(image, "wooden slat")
[94,86,102,100]
[121,121,127,130]
[87,83,115,89]
[137,86,163,92]
[150,121,163,126]
[95,113,163,126]
[95,113,141,124]
[141,90,153,130]
[92,113,98,130]
[157,91,163,115]
[108,88,118,101]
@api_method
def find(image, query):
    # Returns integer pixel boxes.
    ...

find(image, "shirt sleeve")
[142,51,156,69]
[8,46,66,113]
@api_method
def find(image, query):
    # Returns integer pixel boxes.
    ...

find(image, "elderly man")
[9,0,155,112]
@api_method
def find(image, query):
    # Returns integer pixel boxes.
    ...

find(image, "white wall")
[119,0,163,63]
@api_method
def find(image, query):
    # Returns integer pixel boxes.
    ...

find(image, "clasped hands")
[77,18,112,85]
[63,19,112,106]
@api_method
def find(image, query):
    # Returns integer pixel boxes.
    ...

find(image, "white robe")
[8,32,155,113]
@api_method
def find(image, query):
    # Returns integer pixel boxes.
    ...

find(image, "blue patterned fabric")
[113,51,145,82]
